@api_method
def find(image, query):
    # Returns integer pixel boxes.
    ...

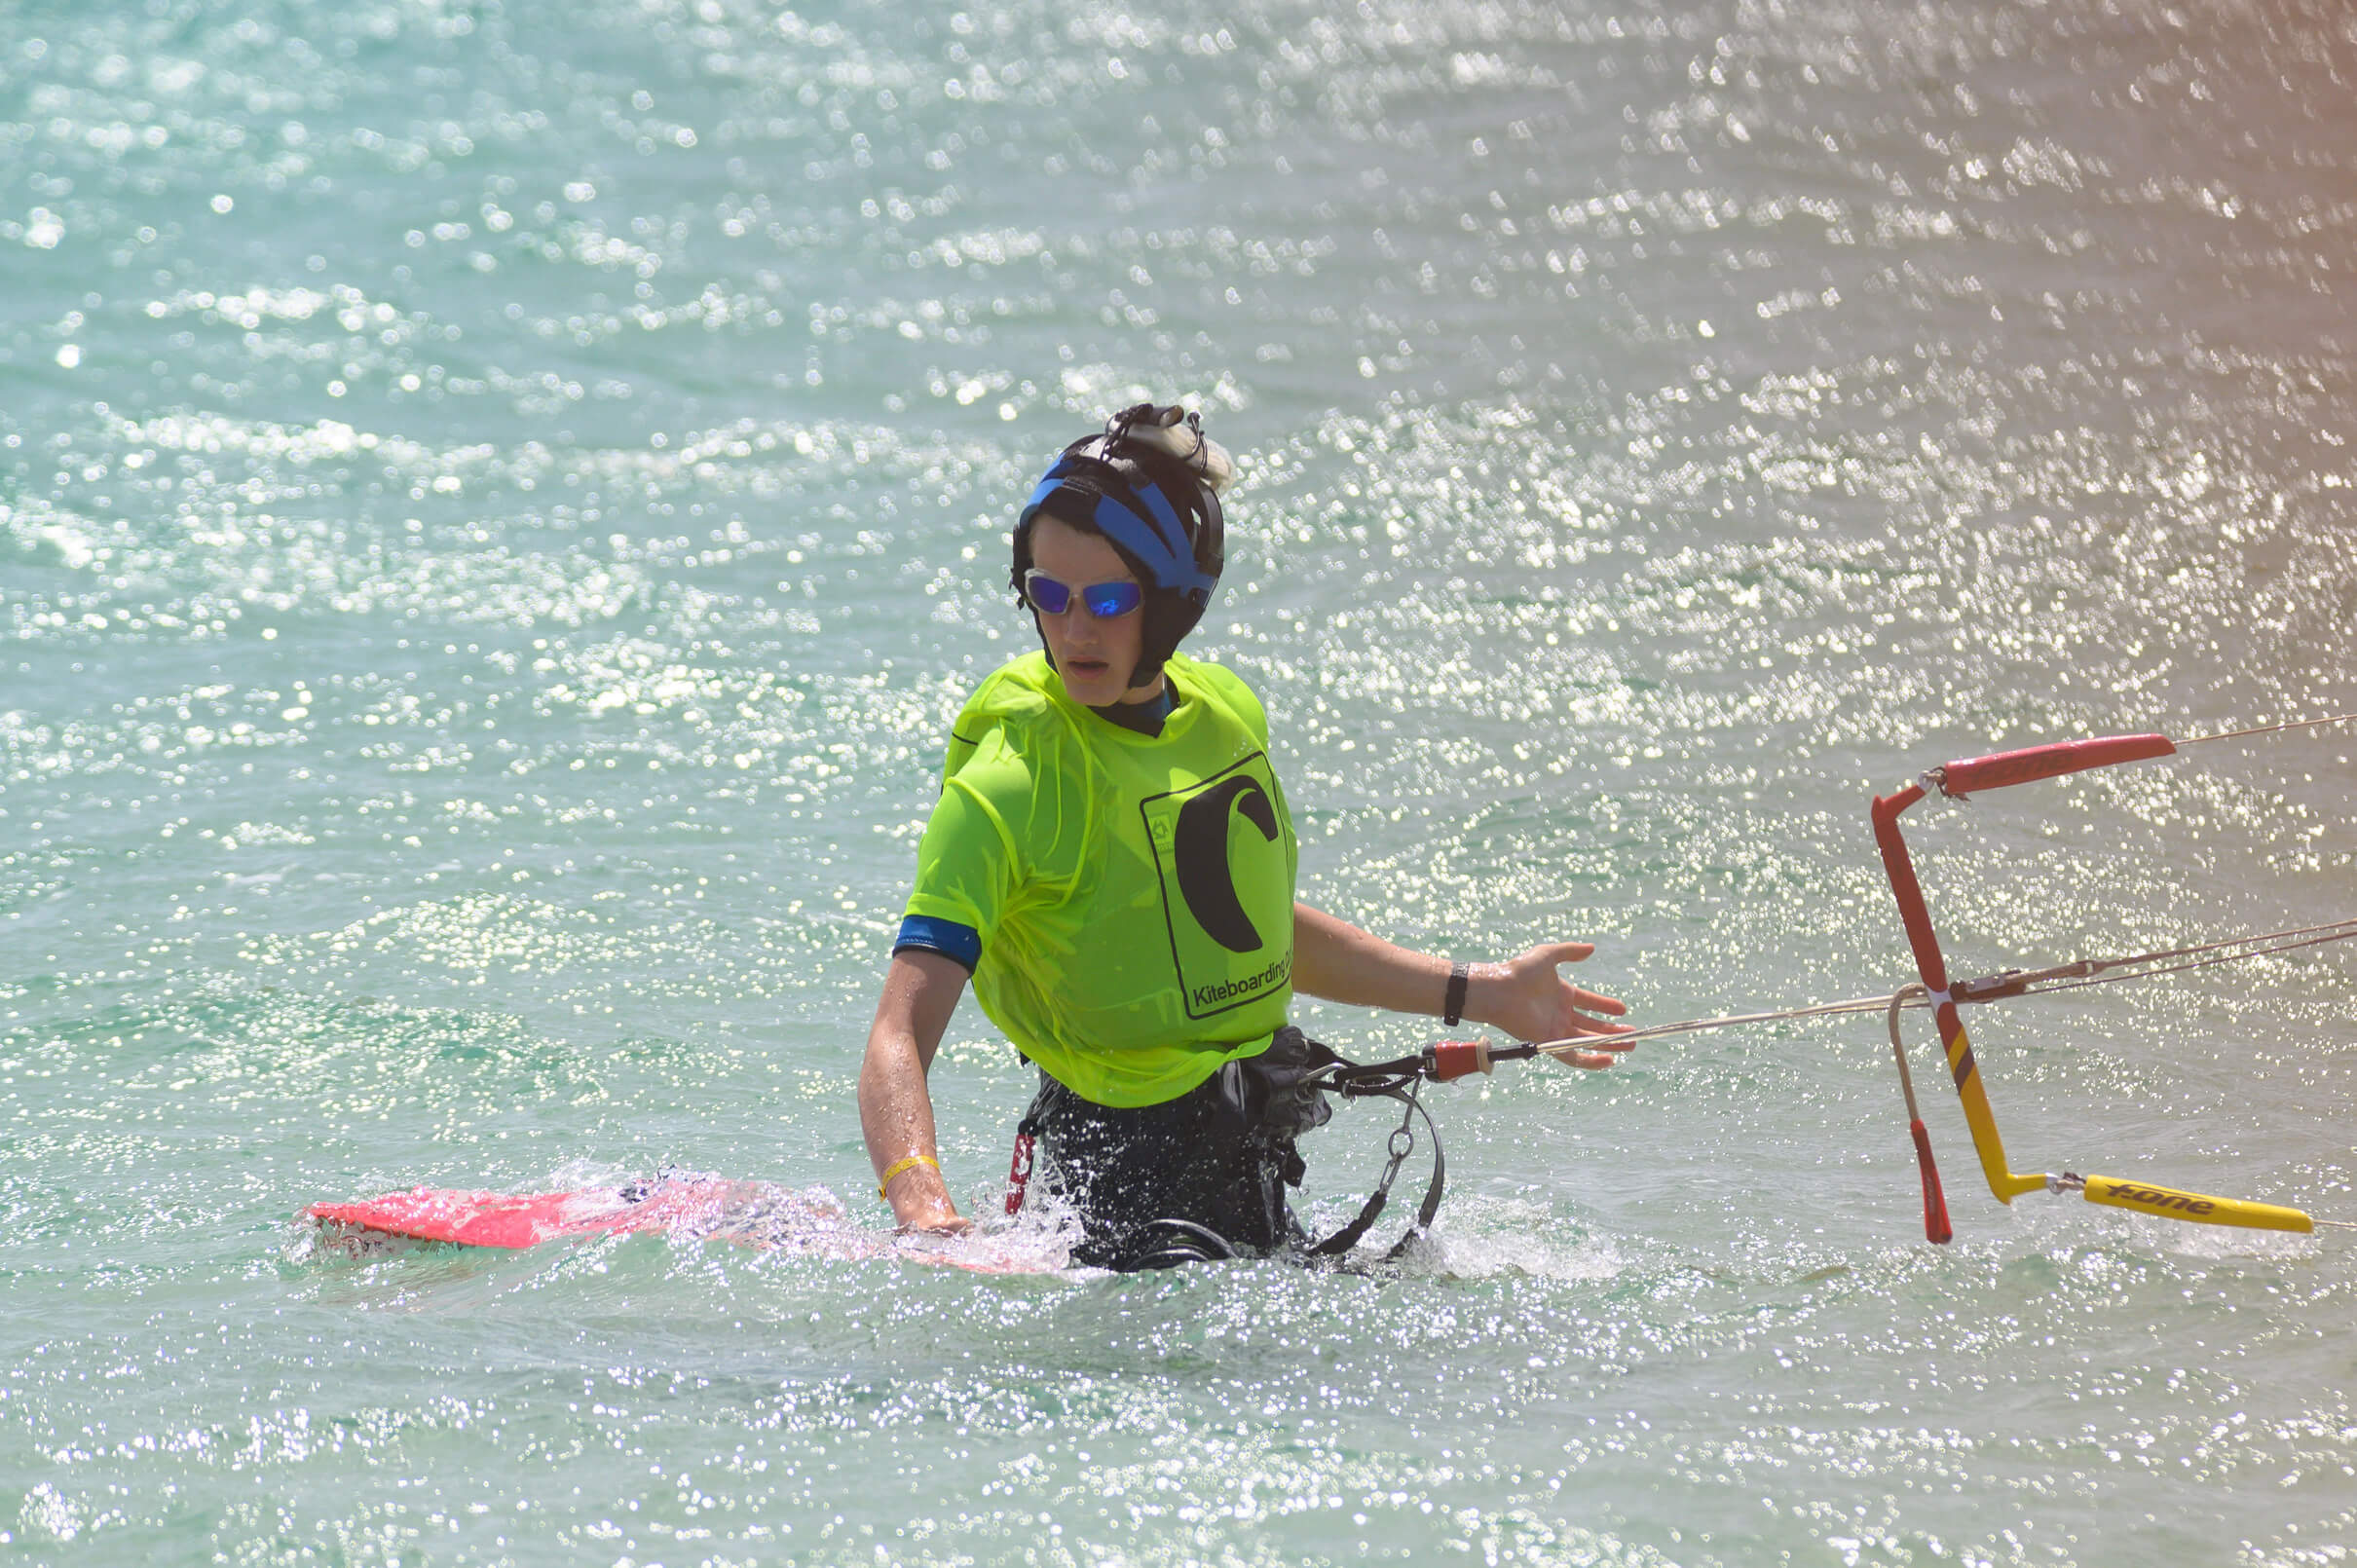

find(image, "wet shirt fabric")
[901,651,1299,1108]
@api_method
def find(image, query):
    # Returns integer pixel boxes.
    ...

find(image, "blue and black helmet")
[1011,403,1229,691]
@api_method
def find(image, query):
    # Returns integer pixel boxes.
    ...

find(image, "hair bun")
[1107,403,1234,495]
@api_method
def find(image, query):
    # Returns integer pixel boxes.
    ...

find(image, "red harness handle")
[1003,1125,1037,1215]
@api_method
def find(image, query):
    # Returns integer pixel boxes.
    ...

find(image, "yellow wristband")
[877,1152,940,1201]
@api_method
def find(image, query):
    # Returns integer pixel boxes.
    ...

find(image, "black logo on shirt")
[1140,751,1293,1020]
[1174,774,1279,952]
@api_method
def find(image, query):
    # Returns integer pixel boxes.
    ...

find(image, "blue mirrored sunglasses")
[1024,570,1143,618]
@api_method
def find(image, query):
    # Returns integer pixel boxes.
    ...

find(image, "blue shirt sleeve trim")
[893,915,981,973]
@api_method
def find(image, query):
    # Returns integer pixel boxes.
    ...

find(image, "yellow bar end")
[2078,1174,2313,1234]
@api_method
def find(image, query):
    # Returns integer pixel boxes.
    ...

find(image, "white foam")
[1393,1194,1629,1283]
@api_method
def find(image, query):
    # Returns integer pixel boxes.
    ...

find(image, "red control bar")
[1928,733,2176,797]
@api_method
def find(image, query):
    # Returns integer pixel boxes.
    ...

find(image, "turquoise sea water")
[5,0,2356,1563]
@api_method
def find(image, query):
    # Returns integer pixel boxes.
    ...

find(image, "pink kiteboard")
[306,1175,1058,1273]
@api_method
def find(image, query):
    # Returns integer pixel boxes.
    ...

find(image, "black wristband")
[1443,960,1469,1027]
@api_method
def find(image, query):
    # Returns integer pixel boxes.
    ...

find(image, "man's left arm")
[1289,902,1634,1069]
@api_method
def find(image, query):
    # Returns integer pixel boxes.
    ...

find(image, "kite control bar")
[1920,733,2178,797]
[1873,732,2316,1240]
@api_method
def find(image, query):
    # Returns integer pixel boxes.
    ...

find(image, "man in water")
[859,404,1631,1268]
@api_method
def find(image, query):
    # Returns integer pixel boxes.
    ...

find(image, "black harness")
[1008,1032,1539,1269]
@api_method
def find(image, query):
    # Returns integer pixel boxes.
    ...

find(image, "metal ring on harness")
[1305,1065,1446,1263]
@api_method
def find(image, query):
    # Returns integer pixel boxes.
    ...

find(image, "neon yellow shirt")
[902,652,1298,1107]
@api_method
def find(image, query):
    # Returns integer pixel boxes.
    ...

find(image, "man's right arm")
[858,949,973,1232]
